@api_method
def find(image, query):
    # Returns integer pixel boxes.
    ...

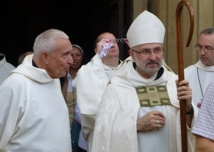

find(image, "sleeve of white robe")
[91,84,139,152]
[75,54,109,140]
[0,80,25,150]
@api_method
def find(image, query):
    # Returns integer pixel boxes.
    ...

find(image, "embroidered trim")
[136,86,171,107]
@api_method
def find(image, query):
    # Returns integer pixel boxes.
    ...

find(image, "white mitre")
[126,10,165,48]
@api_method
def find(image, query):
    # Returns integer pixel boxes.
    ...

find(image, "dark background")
[0,0,132,67]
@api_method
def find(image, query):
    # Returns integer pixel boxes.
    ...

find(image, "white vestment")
[0,53,15,84]
[0,55,71,152]
[75,54,122,152]
[92,57,197,152]
[185,60,214,106]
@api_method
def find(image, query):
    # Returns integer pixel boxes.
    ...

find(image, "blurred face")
[129,43,164,79]
[70,46,83,69]
[46,38,73,78]
[98,33,120,58]
[196,33,214,66]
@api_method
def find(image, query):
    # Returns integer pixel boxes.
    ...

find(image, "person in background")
[185,27,214,108]
[91,10,197,152]
[0,53,15,84]
[75,32,123,152]
[0,29,73,152]
[61,44,88,152]
[192,81,214,151]
[18,51,33,65]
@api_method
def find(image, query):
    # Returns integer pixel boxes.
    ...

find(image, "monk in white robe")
[0,53,15,84]
[75,32,122,152]
[185,27,214,107]
[0,29,73,152]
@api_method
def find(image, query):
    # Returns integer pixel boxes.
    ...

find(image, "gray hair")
[33,29,69,57]
[200,27,214,35]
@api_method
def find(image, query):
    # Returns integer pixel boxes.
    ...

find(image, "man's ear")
[128,49,133,56]
[125,39,134,58]
[128,49,135,61]
[41,51,49,64]
[94,48,98,54]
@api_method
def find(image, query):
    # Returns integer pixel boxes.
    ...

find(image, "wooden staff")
[176,0,194,152]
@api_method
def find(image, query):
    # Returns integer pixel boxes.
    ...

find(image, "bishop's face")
[129,43,164,79]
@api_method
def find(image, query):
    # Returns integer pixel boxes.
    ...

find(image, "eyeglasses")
[108,39,117,43]
[195,44,214,52]
[131,47,163,56]
[107,38,126,44]
[116,38,126,43]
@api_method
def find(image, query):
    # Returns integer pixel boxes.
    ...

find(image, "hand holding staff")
[176,0,194,151]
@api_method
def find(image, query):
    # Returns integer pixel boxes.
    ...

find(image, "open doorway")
[0,0,132,67]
